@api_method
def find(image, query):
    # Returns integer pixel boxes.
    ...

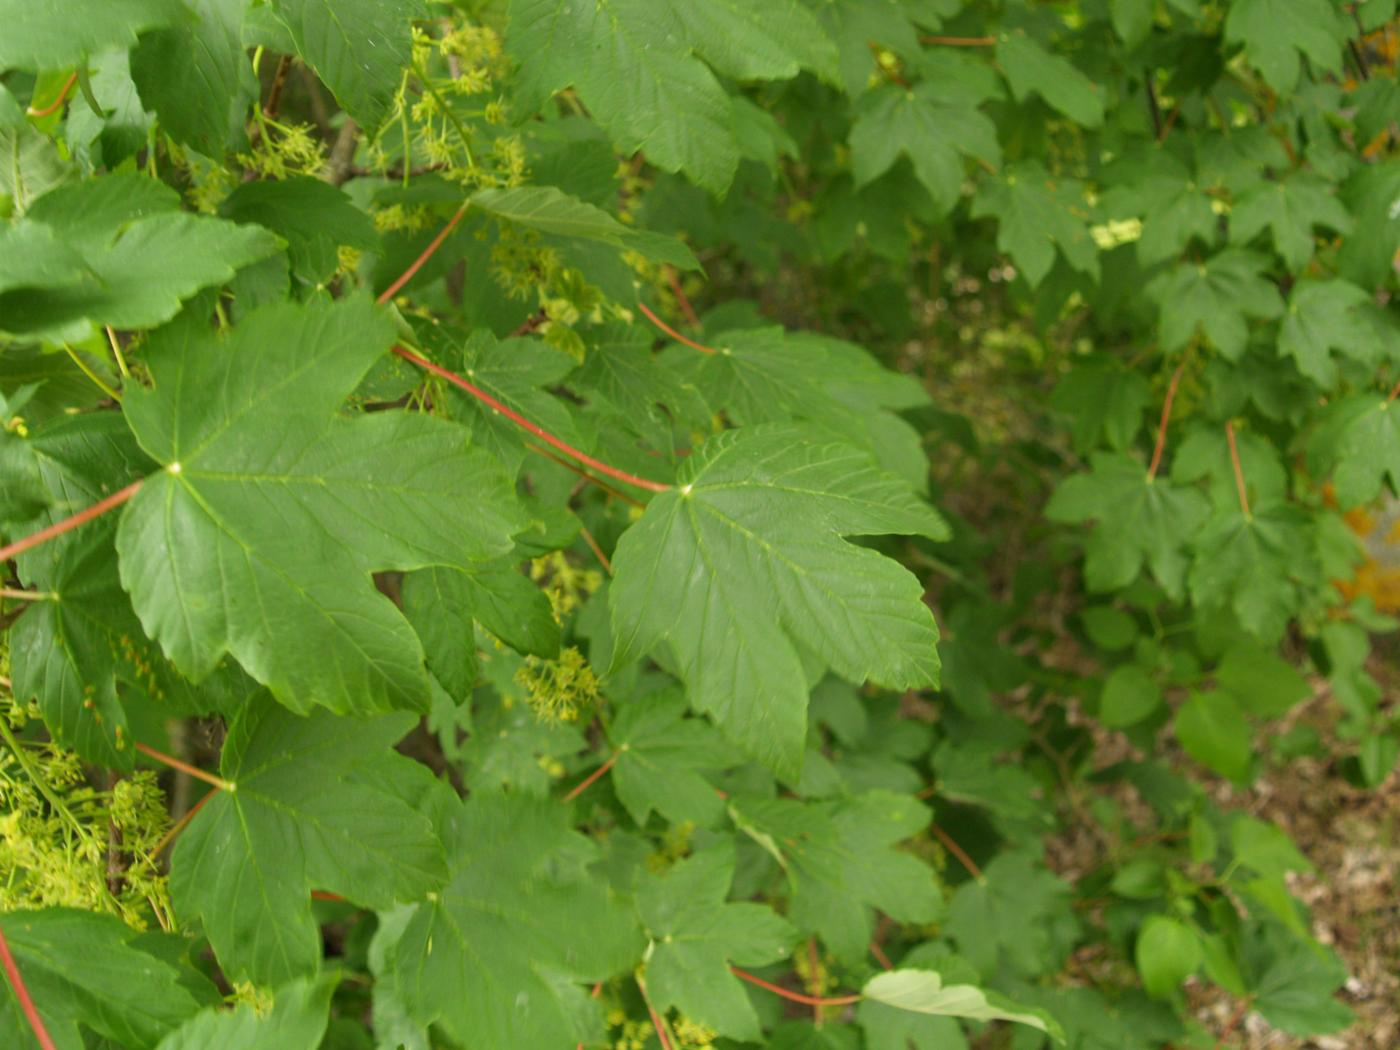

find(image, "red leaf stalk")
[1225,421,1251,518]
[729,966,862,1007]
[0,481,143,565]
[1147,359,1186,481]
[25,72,77,118]
[135,742,234,793]
[0,925,58,1050]
[376,204,469,305]
[638,303,718,355]
[563,751,619,802]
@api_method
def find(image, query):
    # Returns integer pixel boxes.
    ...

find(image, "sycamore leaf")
[0,909,211,1050]
[1224,0,1348,95]
[1149,251,1283,359]
[458,685,585,796]
[606,686,733,827]
[268,0,424,129]
[222,177,378,285]
[388,793,643,1050]
[1278,279,1387,387]
[1231,174,1353,270]
[154,974,336,1050]
[172,699,447,985]
[609,425,945,777]
[130,0,256,155]
[1242,924,1353,1035]
[1048,357,1151,454]
[508,0,738,192]
[1337,159,1400,288]
[945,852,1077,979]
[117,297,524,718]
[575,322,710,449]
[849,82,1000,211]
[730,791,940,962]
[996,31,1104,127]
[665,0,838,82]
[1187,504,1317,643]
[860,969,1062,1040]
[808,0,928,95]
[1099,157,1218,267]
[1045,452,1209,599]
[972,162,1099,288]
[639,844,796,1041]
[0,0,183,71]
[471,186,700,270]
[0,175,280,340]
[1307,394,1400,509]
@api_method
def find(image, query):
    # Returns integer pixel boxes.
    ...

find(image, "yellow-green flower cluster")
[514,646,600,724]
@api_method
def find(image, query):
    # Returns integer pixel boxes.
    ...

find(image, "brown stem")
[729,967,862,1007]
[1225,421,1251,518]
[931,823,985,881]
[25,71,77,118]
[0,481,143,565]
[577,526,614,575]
[134,742,234,792]
[376,204,468,304]
[563,751,619,802]
[0,925,57,1050]
[665,268,701,329]
[1147,359,1186,480]
[638,302,717,355]
[920,34,996,46]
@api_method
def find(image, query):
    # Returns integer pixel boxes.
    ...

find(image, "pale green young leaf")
[1149,251,1283,359]
[130,0,256,155]
[730,791,940,962]
[860,968,1061,1039]
[849,83,999,211]
[117,298,524,718]
[0,0,184,71]
[1216,644,1311,717]
[971,162,1098,288]
[0,909,211,1050]
[269,0,424,129]
[472,185,699,270]
[996,31,1104,127]
[639,844,796,1041]
[609,426,945,776]
[388,794,643,1050]
[1224,0,1348,95]
[1173,691,1252,781]
[154,974,336,1050]
[1136,916,1202,998]
[172,699,447,985]
[1045,452,1209,599]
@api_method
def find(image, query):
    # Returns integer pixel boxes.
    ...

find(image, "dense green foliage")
[0,0,1395,1046]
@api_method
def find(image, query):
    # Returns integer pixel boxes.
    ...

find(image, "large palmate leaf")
[269,0,425,129]
[638,844,795,1041]
[1231,174,1353,270]
[130,0,256,156]
[1045,452,1210,599]
[730,791,941,963]
[1278,279,1396,387]
[607,686,733,827]
[386,793,643,1050]
[117,297,524,717]
[1307,393,1400,508]
[0,909,212,1050]
[154,974,336,1050]
[609,425,945,777]
[171,699,447,985]
[221,177,379,285]
[508,0,738,192]
[0,0,183,71]
[0,175,279,340]
[1149,251,1284,360]
[996,31,1104,127]
[1223,0,1348,95]
[972,162,1099,287]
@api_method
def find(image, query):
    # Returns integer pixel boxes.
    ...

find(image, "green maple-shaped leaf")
[1149,251,1283,360]
[221,177,379,285]
[154,974,336,1050]
[388,793,643,1049]
[0,0,182,71]
[130,0,256,156]
[665,0,838,81]
[1045,452,1209,599]
[1278,279,1395,387]
[1048,357,1151,454]
[1307,394,1400,508]
[0,175,280,341]
[172,698,448,985]
[575,322,710,450]
[269,0,424,129]
[1337,159,1400,288]
[972,162,1099,288]
[945,852,1077,979]
[731,790,941,962]
[508,0,738,192]
[639,843,796,1041]
[1231,174,1353,270]
[849,82,1000,211]
[116,298,524,717]
[1224,0,1348,95]
[0,909,212,1050]
[672,326,932,491]
[609,425,945,777]
[996,31,1105,127]
[607,686,734,827]
[1188,503,1317,643]
[1099,156,1219,267]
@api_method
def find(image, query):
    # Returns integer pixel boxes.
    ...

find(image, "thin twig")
[376,204,469,304]
[1215,997,1252,1049]
[104,327,130,378]
[1225,421,1251,519]
[638,303,718,355]
[920,34,996,46]
[0,481,143,565]
[0,926,57,1050]
[931,823,985,882]
[665,268,701,329]
[25,71,78,119]
[135,742,234,793]
[1145,69,1163,139]
[1147,359,1186,480]
[563,751,619,803]
[1388,378,1400,401]
[0,589,56,602]
[729,967,862,1007]
[147,789,216,862]
[577,526,614,575]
